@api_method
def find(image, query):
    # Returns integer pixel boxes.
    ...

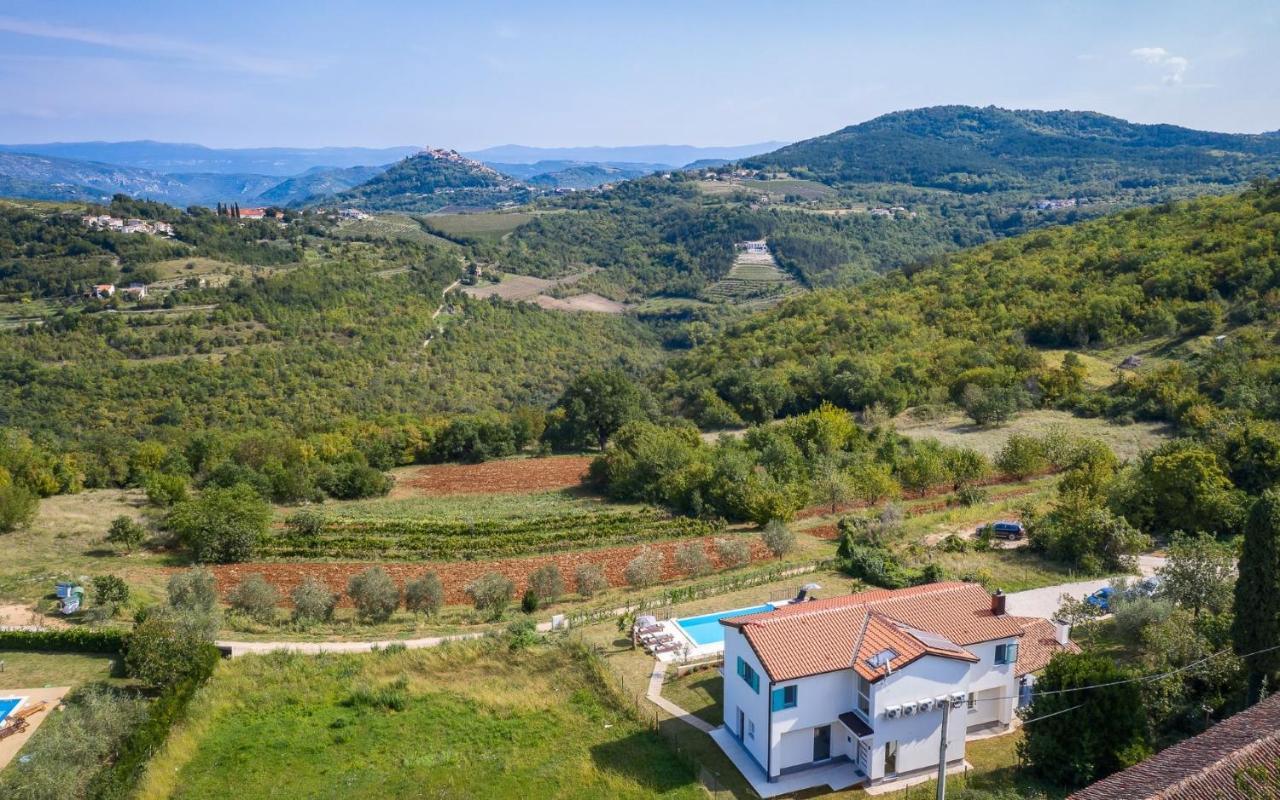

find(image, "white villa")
[716,582,1076,795]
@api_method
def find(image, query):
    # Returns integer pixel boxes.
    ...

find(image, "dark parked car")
[977,520,1025,540]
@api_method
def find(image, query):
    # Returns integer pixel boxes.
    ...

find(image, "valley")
[0,100,1278,800]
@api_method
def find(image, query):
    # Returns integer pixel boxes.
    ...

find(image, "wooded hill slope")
[663,179,1280,430]
[744,105,1280,193]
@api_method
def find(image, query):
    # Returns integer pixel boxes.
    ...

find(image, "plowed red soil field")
[390,455,594,497]
[211,534,771,606]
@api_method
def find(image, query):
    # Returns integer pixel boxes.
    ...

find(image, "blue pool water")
[0,698,20,723]
[675,603,775,646]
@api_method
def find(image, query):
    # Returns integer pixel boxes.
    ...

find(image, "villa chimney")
[1053,619,1070,646]
[990,589,1006,616]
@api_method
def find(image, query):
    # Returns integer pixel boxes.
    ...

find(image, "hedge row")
[88,643,221,800]
[0,627,129,653]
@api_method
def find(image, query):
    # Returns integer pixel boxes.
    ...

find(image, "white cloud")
[0,15,306,78]
[1131,46,1190,85]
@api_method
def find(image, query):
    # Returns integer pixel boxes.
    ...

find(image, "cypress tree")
[1234,489,1280,705]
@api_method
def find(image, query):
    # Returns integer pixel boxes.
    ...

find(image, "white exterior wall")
[722,627,771,773]
[769,669,856,775]
[963,638,1019,729]
[866,656,970,781]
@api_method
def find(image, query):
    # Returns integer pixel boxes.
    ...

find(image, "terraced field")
[703,242,803,307]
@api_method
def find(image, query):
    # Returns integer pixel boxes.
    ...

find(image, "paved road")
[1004,555,1165,620]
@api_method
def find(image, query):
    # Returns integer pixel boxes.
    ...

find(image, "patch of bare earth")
[390,455,595,498]
[210,535,771,606]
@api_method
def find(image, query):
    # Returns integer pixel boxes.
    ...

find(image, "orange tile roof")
[1010,616,1080,676]
[722,582,1025,682]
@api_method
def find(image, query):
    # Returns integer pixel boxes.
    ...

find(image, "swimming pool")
[0,698,20,724]
[674,603,776,647]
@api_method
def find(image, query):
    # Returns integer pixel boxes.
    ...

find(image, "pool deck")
[651,601,792,663]
[0,687,70,770]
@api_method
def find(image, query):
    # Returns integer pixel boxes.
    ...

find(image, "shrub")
[465,572,514,620]
[291,576,338,626]
[574,563,609,597]
[145,472,189,507]
[125,610,212,689]
[344,677,409,711]
[404,572,444,616]
[0,627,128,653]
[167,568,218,613]
[227,573,279,624]
[507,619,540,651]
[321,462,393,500]
[527,564,565,605]
[996,433,1050,479]
[285,508,326,540]
[93,574,130,608]
[521,587,539,614]
[346,567,400,623]
[1112,596,1174,645]
[674,541,712,577]
[165,483,271,563]
[0,482,37,533]
[105,515,146,553]
[624,548,665,587]
[840,543,913,589]
[714,537,751,569]
[761,519,795,558]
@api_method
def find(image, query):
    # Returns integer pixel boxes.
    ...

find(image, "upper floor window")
[771,685,798,711]
[857,674,871,717]
[995,642,1020,665]
[737,657,761,693]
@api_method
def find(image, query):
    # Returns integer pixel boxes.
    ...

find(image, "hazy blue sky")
[1,0,1276,148]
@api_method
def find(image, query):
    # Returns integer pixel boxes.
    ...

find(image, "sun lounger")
[12,701,46,721]
[0,718,28,740]
[640,632,674,644]
[648,641,682,655]
[634,624,664,636]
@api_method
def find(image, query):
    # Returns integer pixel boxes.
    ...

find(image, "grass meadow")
[136,640,704,800]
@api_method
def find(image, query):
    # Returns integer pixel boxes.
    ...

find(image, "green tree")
[227,573,279,624]
[574,563,608,597]
[166,484,271,563]
[1117,440,1245,537]
[144,472,188,507]
[624,548,665,586]
[1020,652,1150,787]
[526,564,565,606]
[92,574,130,609]
[996,433,1049,480]
[673,541,712,577]
[761,519,796,558]
[291,576,337,627]
[547,368,648,450]
[811,460,853,514]
[1234,490,1280,705]
[124,610,213,689]
[347,567,400,623]
[1157,532,1235,618]
[105,515,146,553]
[404,571,444,616]
[0,483,37,533]
[465,572,514,620]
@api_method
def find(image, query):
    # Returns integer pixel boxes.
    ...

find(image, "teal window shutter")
[771,688,784,711]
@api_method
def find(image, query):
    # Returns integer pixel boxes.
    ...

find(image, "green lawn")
[138,641,704,800]
[892,409,1172,462]
[0,650,127,690]
[423,211,535,241]
[661,668,722,728]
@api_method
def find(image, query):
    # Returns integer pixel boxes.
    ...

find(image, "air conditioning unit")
[885,705,901,719]
[901,701,918,716]
[917,698,935,713]
[949,692,966,709]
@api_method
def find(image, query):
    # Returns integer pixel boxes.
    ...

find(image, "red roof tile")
[1068,694,1280,800]
[1010,617,1080,676]
[722,582,1025,682]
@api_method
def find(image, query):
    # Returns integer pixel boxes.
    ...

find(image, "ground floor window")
[885,740,898,775]
[967,692,977,712]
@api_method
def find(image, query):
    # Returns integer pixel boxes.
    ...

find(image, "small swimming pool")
[0,698,21,723]
[674,603,776,647]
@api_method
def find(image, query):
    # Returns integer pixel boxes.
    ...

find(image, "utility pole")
[936,699,950,800]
